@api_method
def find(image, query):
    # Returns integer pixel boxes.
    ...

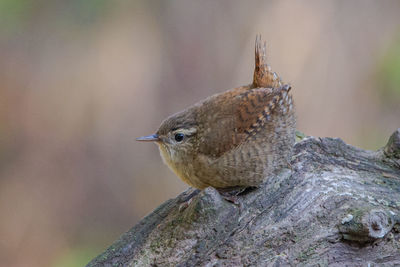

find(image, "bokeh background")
[1,0,400,266]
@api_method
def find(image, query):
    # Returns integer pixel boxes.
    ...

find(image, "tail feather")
[253,34,283,89]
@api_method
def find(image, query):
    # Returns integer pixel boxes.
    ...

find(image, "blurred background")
[1,0,400,266]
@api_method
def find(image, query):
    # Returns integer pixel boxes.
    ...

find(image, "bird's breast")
[157,144,204,188]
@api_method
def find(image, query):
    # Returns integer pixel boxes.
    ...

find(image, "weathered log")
[87,129,400,266]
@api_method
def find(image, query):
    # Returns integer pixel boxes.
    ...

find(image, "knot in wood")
[365,210,394,239]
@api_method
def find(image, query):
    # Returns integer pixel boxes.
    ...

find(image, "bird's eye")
[174,133,185,142]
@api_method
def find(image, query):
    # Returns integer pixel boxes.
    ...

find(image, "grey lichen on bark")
[88,129,400,266]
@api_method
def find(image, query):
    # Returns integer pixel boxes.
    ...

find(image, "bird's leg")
[178,188,200,212]
[217,186,258,205]
[178,197,194,212]
[218,191,240,205]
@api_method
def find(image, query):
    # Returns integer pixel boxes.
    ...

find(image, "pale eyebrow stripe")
[173,127,197,136]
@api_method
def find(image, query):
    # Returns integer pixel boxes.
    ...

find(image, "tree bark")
[87,129,400,266]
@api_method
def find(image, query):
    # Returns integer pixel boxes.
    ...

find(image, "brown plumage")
[137,35,296,189]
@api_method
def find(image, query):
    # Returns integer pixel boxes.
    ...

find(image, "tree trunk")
[87,129,400,266]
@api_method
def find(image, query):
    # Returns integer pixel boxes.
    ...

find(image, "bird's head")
[136,109,199,165]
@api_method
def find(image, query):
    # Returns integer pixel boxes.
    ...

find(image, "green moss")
[295,130,306,142]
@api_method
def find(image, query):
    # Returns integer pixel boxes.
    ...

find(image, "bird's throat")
[157,144,197,188]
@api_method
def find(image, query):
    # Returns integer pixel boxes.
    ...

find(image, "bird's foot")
[218,192,240,205]
[217,186,258,208]
[178,197,194,212]
[177,188,200,212]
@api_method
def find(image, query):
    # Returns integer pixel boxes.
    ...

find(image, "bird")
[137,35,296,190]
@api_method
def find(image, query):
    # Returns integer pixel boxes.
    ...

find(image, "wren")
[137,35,296,190]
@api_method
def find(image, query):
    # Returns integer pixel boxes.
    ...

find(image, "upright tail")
[252,35,283,89]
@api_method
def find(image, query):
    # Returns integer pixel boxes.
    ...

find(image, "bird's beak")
[136,134,160,142]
